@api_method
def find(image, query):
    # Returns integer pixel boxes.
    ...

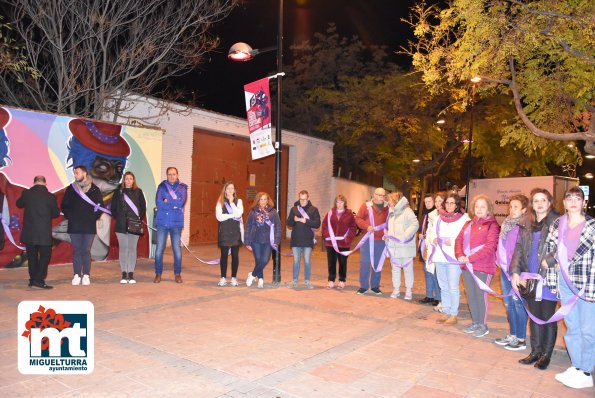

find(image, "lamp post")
[228,0,284,285]
[465,76,481,206]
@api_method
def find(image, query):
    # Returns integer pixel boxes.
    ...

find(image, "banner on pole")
[244,77,275,160]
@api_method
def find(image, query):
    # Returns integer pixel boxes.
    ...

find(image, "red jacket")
[321,208,357,248]
[355,202,389,241]
[455,216,500,275]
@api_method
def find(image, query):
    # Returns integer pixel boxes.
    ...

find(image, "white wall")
[107,94,334,242]
[335,178,376,214]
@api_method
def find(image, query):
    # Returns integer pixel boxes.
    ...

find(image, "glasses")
[445,201,456,205]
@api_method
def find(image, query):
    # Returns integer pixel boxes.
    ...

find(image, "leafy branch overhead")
[404,0,595,154]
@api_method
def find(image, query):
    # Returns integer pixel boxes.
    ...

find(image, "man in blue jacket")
[154,167,187,283]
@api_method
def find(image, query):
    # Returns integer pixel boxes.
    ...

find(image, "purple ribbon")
[325,210,350,252]
[0,216,25,250]
[297,205,317,245]
[71,183,111,214]
[123,193,139,217]
[224,201,242,222]
[166,183,178,200]
[427,219,458,264]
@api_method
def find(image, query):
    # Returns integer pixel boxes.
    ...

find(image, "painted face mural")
[0,106,162,268]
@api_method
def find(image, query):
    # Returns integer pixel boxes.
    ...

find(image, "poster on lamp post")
[244,77,275,160]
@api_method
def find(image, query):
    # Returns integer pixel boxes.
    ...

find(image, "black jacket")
[110,187,147,234]
[16,184,60,245]
[61,183,104,234]
[286,200,321,248]
[510,210,560,276]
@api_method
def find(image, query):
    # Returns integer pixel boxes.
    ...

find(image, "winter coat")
[155,180,187,229]
[355,201,389,241]
[16,184,60,245]
[216,198,244,247]
[427,212,470,264]
[244,205,281,246]
[509,210,560,277]
[385,197,419,259]
[321,208,357,249]
[286,200,321,248]
[61,182,104,234]
[110,187,147,234]
[455,215,500,274]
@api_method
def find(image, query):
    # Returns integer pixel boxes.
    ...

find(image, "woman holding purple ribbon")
[321,194,357,289]
[244,192,281,289]
[215,182,244,287]
[385,191,419,300]
[429,192,470,325]
[543,187,594,389]
[111,171,146,284]
[493,194,529,351]
[425,192,446,310]
[455,194,500,338]
[61,165,104,286]
[510,188,560,370]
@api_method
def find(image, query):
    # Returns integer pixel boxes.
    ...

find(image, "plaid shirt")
[544,215,595,301]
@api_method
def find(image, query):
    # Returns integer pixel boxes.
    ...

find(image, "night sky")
[185,0,418,117]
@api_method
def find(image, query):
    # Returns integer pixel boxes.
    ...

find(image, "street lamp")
[228,0,284,286]
[465,76,481,206]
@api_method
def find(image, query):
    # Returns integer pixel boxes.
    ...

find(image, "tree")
[404,0,594,155]
[0,0,237,119]
[0,15,38,78]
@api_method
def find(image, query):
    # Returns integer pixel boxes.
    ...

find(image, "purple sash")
[166,183,178,200]
[325,210,350,252]
[224,201,242,222]
[418,214,427,256]
[297,205,317,245]
[427,219,458,264]
[266,220,277,250]
[71,183,111,214]
[123,193,139,217]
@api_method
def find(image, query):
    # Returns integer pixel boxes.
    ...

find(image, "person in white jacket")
[215,182,244,287]
[425,192,446,310]
[385,192,419,299]
[428,192,470,325]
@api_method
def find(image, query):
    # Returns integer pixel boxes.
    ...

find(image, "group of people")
[16,169,593,390]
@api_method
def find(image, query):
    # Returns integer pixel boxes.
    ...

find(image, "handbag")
[127,216,144,235]
[517,266,548,299]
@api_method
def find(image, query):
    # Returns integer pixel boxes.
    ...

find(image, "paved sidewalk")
[0,243,592,397]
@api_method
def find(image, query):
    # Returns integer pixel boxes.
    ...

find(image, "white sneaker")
[433,302,444,312]
[82,274,90,286]
[560,369,594,389]
[555,366,579,383]
[128,278,136,284]
[246,272,255,287]
[257,279,264,289]
[120,278,128,284]
[230,277,238,286]
[72,274,81,286]
[404,290,413,300]
[390,290,400,299]
[218,277,227,287]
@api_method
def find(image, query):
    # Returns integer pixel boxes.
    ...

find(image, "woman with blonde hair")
[215,181,244,287]
[385,191,419,299]
[321,194,357,289]
[455,194,500,338]
[244,192,281,288]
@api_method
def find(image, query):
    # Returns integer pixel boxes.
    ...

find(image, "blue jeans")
[251,242,272,279]
[501,273,528,339]
[154,226,182,275]
[435,262,461,316]
[70,233,95,276]
[560,273,595,373]
[423,260,441,300]
[292,246,312,281]
[359,239,384,290]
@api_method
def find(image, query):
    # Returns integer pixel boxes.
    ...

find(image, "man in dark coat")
[286,190,321,289]
[16,175,60,288]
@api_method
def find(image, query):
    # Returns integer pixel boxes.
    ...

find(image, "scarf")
[439,208,464,223]
[499,214,523,240]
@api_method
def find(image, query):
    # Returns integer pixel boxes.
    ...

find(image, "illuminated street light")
[228,0,285,285]
[413,159,421,163]
[436,119,446,125]
[585,173,594,179]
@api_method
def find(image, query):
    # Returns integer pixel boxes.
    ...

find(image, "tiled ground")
[1,243,592,397]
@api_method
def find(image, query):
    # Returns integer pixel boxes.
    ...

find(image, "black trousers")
[326,246,349,282]
[27,245,52,285]
[219,245,240,278]
[527,297,558,358]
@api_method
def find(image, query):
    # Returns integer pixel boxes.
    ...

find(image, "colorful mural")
[0,106,163,268]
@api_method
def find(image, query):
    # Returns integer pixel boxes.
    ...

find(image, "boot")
[120,272,128,284]
[520,321,541,365]
[535,323,557,370]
